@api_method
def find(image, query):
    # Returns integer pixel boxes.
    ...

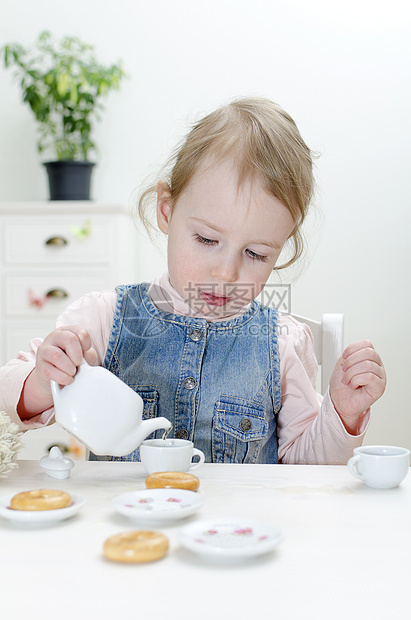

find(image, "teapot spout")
[125,417,171,451]
[140,417,172,442]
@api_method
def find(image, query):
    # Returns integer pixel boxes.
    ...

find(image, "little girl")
[0,97,386,464]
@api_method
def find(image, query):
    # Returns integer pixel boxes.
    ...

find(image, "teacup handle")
[347,455,364,481]
[188,448,205,471]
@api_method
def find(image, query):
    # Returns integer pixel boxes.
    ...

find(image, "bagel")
[10,489,72,511]
[145,471,200,492]
[103,530,169,563]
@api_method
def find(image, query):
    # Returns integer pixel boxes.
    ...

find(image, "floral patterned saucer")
[112,489,204,524]
[178,518,283,559]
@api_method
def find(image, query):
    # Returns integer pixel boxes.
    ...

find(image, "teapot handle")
[51,359,89,401]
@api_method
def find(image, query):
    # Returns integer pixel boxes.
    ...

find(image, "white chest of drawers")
[0,201,137,364]
[0,201,138,458]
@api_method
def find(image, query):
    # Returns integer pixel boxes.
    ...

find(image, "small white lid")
[40,446,74,479]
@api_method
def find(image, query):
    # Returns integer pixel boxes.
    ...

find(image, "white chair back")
[290,313,344,394]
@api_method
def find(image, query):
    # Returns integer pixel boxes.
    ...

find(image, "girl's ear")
[156,181,172,234]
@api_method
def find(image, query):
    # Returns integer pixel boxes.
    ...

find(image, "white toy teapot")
[51,361,172,457]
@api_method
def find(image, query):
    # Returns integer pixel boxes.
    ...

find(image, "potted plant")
[2,31,125,200]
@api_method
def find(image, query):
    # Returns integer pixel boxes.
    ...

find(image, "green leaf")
[56,72,69,97]
[69,84,78,104]
[45,71,54,85]
[97,80,108,95]
[3,45,10,66]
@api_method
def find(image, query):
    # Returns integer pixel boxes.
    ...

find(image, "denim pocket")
[131,385,159,420]
[212,396,268,463]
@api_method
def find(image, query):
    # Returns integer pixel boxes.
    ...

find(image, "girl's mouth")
[200,291,231,307]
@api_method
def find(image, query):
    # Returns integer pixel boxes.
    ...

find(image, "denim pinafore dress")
[90,282,282,464]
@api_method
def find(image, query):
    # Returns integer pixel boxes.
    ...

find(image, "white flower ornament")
[0,411,23,477]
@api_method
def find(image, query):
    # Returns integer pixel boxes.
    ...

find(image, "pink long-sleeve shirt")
[0,275,369,464]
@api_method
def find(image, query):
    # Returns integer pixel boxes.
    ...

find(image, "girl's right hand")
[34,325,97,394]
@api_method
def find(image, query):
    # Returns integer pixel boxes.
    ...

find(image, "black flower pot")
[44,161,95,201]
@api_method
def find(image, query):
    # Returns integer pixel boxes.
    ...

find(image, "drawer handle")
[45,236,68,246]
[46,288,69,299]
[28,288,69,308]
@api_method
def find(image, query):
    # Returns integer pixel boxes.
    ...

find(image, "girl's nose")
[211,253,239,283]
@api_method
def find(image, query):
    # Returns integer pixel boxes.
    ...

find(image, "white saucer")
[0,493,86,525]
[113,489,204,524]
[178,518,283,559]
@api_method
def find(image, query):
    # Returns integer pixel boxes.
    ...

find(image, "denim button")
[240,418,252,432]
[183,376,196,390]
[190,329,203,342]
[175,428,189,440]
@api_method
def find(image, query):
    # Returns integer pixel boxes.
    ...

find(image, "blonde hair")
[138,96,315,269]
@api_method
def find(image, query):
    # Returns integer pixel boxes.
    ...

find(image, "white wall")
[1,0,410,449]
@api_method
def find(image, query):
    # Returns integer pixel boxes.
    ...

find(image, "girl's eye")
[194,234,267,262]
[246,249,268,262]
[194,233,218,246]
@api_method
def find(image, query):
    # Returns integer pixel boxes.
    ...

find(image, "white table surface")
[1,460,409,620]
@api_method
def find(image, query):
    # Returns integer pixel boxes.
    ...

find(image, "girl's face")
[157,159,295,319]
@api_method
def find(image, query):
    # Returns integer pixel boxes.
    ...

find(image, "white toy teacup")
[140,438,205,474]
[347,445,410,489]
[51,360,172,457]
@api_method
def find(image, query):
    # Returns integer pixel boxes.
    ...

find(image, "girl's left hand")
[329,340,386,434]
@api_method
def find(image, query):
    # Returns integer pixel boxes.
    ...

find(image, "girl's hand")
[18,326,97,420]
[34,325,97,394]
[329,340,386,434]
